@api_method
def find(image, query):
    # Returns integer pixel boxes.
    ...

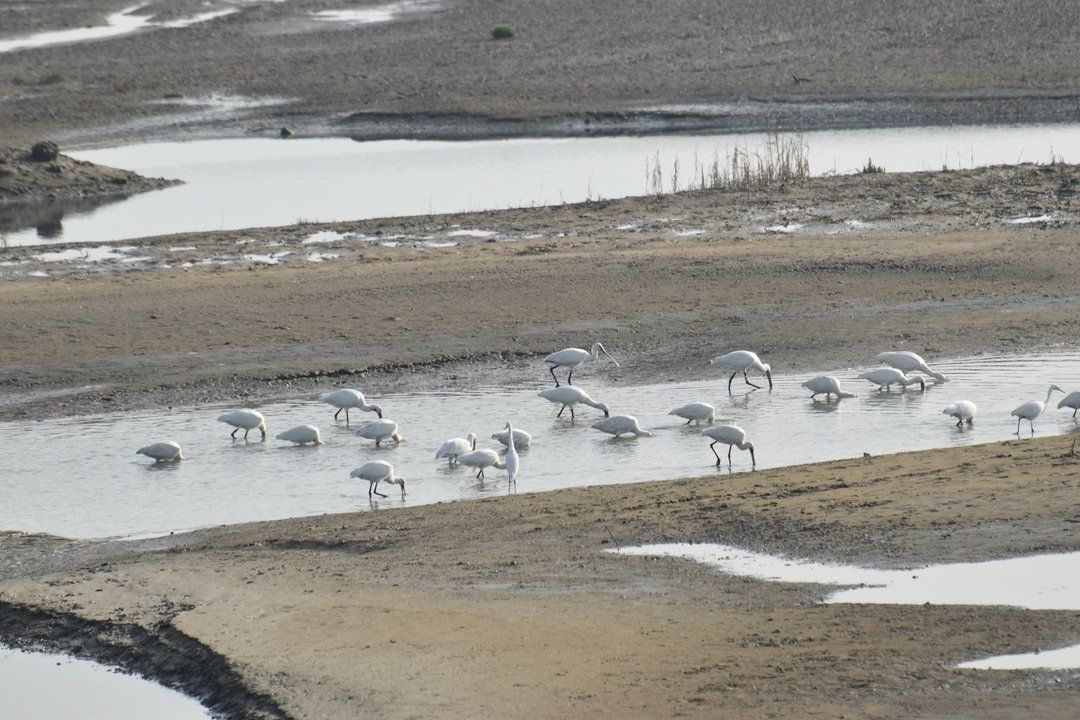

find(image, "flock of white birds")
[135,343,1080,498]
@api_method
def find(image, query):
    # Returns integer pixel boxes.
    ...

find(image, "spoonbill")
[136,441,184,462]
[276,425,323,446]
[942,401,977,428]
[802,376,856,400]
[1058,390,1080,418]
[591,415,654,438]
[355,418,405,446]
[218,409,268,440]
[456,447,505,479]
[350,461,406,498]
[702,424,755,467]
[538,386,610,420]
[320,389,383,423]
[876,352,947,383]
[668,402,715,425]
[435,432,477,465]
[1011,385,1064,434]
[710,351,773,391]
[503,422,520,485]
[491,427,532,449]
[544,342,619,386]
[856,367,925,392]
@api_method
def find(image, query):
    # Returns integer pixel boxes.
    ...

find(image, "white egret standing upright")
[1011,385,1064,434]
[320,389,383,424]
[1058,390,1080,418]
[350,461,406,498]
[801,376,856,400]
[544,342,619,386]
[876,351,948,383]
[538,386,610,420]
[217,409,268,440]
[942,401,977,428]
[702,424,755,467]
[710,351,773,391]
[503,421,520,485]
[856,368,925,392]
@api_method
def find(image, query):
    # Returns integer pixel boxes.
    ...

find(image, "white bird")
[802,376,856,400]
[1011,385,1064,434]
[538,386,610,420]
[942,400,977,428]
[355,418,405,446]
[591,415,654,438]
[710,350,773,391]
[350,461,406,498]
[136,441,184,462]
[276,424,323,445]
[669,402,715,425]
[702,424,755,467]
[503,421,520,485]
[1058,390,1080,418]
[876,351,947,383]
[456,448,505,479]
[320,388,383,423]
[856,367,925,392]
[435,432,477,465]
[491,427,532,449]
[544,342,619,386]
[217,409,268,440]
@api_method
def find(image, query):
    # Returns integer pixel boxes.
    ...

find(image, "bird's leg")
[956,418,962,429]
[244,429,250,440]
[556,404,566,418]
[1073,408,1078,419]
[375,438,381,447]
[569,406,575,420]
[478,469,485,480]
[710,441,722,466]
[728,371,736,393]
[230,428,238,439]
[345,408,350,425]
[686,418,692,425]
[567,368,574,386]
[728,445,733,465]
[334,408,342,421]
[549,365,561,387]
[372,480,387,498]
[1015,417,1022,435]
[1029,420,1036,435]
[743,371,761,389]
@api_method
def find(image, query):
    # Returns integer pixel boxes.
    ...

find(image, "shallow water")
[0,349,1078,539]
[958,644,1080,670]
[0,646,211,719]
[3,122,1080,246]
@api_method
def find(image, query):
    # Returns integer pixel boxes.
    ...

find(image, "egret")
[802,376,856,400]
[544,342,619,386]
[136,441,184,462]
[1058,390,1080,418]
[538,386,610,420]
[668,402,715,425]
[218,409,268,440]
[435,432,477,465]
[491,427,532,449]
[320,389,383,423]
[591,415,654,438]
[876,351,947,383]
[355,418,405,446]
[710,351,773,391]
[503,422,520,485]
[456,447,505,479]
[702,424,755,467]
[1011,385,1064,434]
[276,425,323,446]
[942,401,977,428]
[856,367,925,392]
[350,461,406,498]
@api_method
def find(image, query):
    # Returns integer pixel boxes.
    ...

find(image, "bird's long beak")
[765,370,773,390]
[603,348,620,367]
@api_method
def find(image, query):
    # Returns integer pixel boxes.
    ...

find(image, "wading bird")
[351,461,406,498]
[218,409,268,440]
[802,376,856,400]
[491,427,532,449]
[591,415,654,438]
[456,447,505,479]
[355,418,405,446]
[503,421,520,485]
[276,425,323,446]
[710,351,773,391]
[668,402,715,425]
[1011,386,1064,434]
[538,386,610,420]
[544,342,619,386]
[856,367,925,392]
[1058,390,1080,418]
[943,401,977,428]
[435,432,477,465]
[702,424,755,467]
[876,351,947,383]
[136,441,184,462]
[320,389,383,423]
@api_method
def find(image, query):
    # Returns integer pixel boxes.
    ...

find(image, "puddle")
[32,245,136,263]
[1,349,1079,539]
[312,1,435,25]
[5,121,1080,246]
[762,223,805,234]
[446,229,497,238]
[1003,214,1054,225]
[0,645,211,719]
[958,644,1080,670]
[673,229,706,236]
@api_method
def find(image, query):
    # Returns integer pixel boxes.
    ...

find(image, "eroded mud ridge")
[0,146,178,203]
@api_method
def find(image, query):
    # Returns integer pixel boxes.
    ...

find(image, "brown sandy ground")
[4,1,1080,146]
[1,163,1079,420]
[2,437,1079,718]
[0,146,177,203]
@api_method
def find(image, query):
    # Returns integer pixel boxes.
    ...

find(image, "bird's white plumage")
[709,350,773,390]
[350,460,406,497]
[1058,390,1080,416]
[1011,386,1063,433]
[457,448,505,478]
[491,428,532,449]
[538,386,610,417]
[669,402,715,424]
[591,415,653,437]
[355,418,405,445]
[435,432,477,462]
[701,424,756,466]
[276,425,322,445]
[136,441,184,462]
[320,389,382,420]
[943,401,977,425]
[217,409,267,439]
[802,376,856,398]
[876,351,947,383]
[503,422,520,483]
[857,367,925,391]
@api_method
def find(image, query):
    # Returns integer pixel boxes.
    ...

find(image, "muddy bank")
[0,145,178,204]
[2,437,1078,718]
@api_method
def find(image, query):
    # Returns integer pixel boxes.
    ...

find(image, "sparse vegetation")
[491,24,516,40]
[859,158,885,174]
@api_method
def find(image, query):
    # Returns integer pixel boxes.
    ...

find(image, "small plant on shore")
[859,158,885,174]
[491,24,516,40]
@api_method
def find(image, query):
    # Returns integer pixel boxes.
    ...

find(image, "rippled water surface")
[0,349,1077,539]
